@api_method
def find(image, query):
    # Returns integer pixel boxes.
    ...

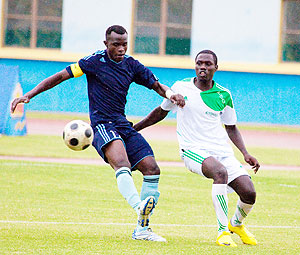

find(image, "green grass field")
[1,134,300,166]
[1,115,300,254]
[0,160,300,254]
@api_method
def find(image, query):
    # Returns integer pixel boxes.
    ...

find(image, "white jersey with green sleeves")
[161,77,237,155]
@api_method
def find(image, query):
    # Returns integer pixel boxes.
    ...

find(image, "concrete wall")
[191,0,281,63]
[61,0,133,54]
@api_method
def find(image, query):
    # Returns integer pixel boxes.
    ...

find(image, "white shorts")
[180,148,249,192]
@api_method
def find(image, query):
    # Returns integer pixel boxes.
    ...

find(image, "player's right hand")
[11,96,30,113]
[170,94,185,108]
[244,154,260,174]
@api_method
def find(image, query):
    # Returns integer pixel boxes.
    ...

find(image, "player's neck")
[106,50,123,64]
[194,77,214,91]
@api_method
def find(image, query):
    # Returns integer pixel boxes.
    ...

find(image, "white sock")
[212,184,229,235]
[115,167,141,212]
[230,199,254,227]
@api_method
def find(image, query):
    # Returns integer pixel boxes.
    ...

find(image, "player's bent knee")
[241,190,256,205]
[141,164,160,176]
[148,164,160,175]
[213,167,228,184]
[107,156,131,170]
[202,157,227,183]
[137,157,160,175]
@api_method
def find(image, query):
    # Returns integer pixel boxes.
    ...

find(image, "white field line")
[0,220,299,229]
[1,155,300,171]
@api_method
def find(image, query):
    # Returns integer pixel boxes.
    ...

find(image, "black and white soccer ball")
[63,120,94,151]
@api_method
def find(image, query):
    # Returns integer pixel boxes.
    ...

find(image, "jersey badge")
[217,92,226,105]
[205,111,218,117]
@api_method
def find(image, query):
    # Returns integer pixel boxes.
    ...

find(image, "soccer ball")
[63,120,94,151]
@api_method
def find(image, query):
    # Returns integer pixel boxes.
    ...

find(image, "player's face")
[195,53,218,82]
[105,32,128,63]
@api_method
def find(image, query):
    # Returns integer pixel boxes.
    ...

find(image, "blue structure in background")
[0,58,299,126]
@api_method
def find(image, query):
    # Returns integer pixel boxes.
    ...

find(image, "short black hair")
[105,25,127,40]
[195,50,218,65]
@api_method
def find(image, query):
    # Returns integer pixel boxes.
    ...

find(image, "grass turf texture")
[0,160,299,254]
[1,134,300,166]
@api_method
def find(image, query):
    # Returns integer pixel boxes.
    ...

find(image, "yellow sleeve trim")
[70,62,84,78]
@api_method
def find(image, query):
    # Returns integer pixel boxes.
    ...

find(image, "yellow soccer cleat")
[216,231,237,247]
[228,221,257,245]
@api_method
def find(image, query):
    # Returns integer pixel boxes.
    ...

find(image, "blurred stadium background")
[0,0,299,130]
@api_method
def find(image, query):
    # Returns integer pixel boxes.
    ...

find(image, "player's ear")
[104,40,108,47]
[215,64,218,70]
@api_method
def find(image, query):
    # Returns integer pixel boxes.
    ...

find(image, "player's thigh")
[181,148,211,177]
[93,123,130,169]
[103,139,131,169]
[202,156,228,182]
[124,131,154,170]
[219,155,253,194]
[221,156,250,184]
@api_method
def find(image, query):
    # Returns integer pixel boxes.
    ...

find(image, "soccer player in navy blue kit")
[11,25,185,241]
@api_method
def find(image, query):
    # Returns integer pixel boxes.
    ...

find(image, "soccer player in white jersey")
[134,50,260,247]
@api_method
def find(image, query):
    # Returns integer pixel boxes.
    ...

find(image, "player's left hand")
[11,96,30,113]
[170,94,185,108]
[244,154,260,174]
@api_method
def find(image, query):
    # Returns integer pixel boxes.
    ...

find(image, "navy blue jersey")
[66,50,157,126]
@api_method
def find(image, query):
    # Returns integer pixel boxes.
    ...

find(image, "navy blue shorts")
[92,118,154,169]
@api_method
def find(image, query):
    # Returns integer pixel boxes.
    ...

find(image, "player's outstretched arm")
[11,69,71,113]
[152,81,185,108]
[133,106,169,132]
[225,125,260,173]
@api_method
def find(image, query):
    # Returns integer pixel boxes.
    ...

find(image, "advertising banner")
[0,65,27,136]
